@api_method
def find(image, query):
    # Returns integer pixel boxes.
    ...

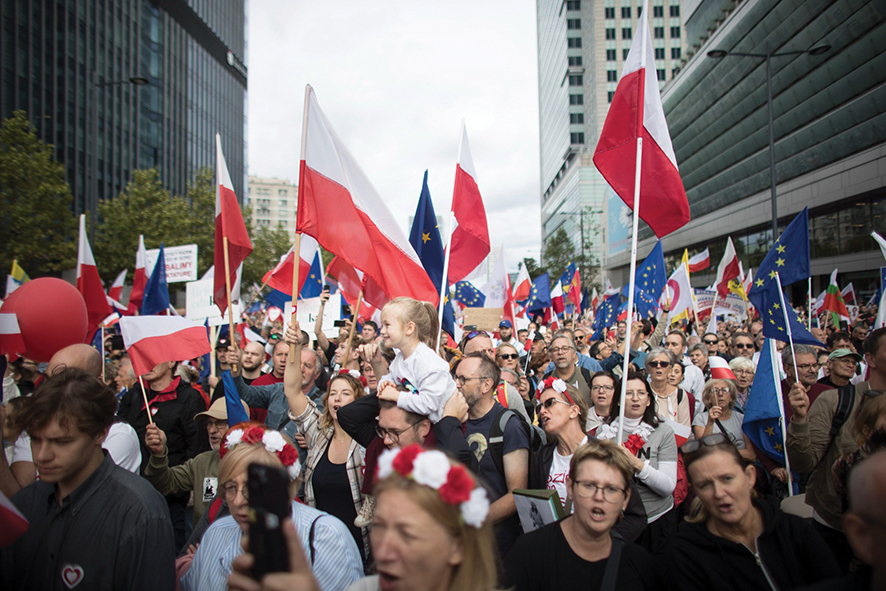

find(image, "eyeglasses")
[680,433,729,455]
[537,398,573,411]
[548,346,574,354]
[734,343,755,349]
[710,387,731,395]
[205,419,228,431]
[223,482,248,501]
[732,369,754,377]
[795,363,821,371]
[375,421,422,444]
[626,390,648,399]
[591,384,615,393]
[647,360,670,368]
[465,331,488,342]
[497,353,519,361]
[572,480,627,502]
[703,340,718,346]
[455,375,487,386]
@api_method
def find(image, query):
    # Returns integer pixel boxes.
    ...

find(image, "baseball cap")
[499,320,513,329]
[827,349,862,362]
[216,336,231,349]
[195,397,250,422]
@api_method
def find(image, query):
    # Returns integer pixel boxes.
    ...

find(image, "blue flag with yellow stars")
[591,293,619,340]
[300,251,324,299]
[748,208,809,310]
[623,241,666,317]
[525,273,552,313]
[756,281,824,346]
[742,338,798,493]
[454,281,486,307]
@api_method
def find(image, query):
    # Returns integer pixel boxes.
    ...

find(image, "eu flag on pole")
[142,244,170,316]
[454,281,486,307]
[748,208,810,310]
[220,371,250,427]
[525,274,552,313]
[592,293,619,339]
[300,251,324,299]
[559,263,581,310]
[756,282,824,347]
[634,240,666,316]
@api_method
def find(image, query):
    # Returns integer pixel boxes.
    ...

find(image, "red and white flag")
[512,264,531,302]
[550,281,565,315]
[262,235,320,296]
[523,330,536,353]
[120,316,212,377]
[687,248,710,273]
[236,323,263,347]
[130,235,147,309]
[448,122,491,283]
[714,237,740,298]
[591,287,599,315]
[592,0,689,238]
[708,356,736,381]
[0,490,28,546]
[0,313,26,358]
[325,256,382,321]
[215,134,253,315]
[77,214,112,338]
[109,269,127,302]
[296,86,437,306]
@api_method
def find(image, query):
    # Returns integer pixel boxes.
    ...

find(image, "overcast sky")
[246,1,541,272]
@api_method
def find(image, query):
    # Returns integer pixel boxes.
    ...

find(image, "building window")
[621,6,631,18]
[605,28,615,40]
[623,48,630,59]
[672,67,679,76]
[607,91,615,103]
[622,28,632,39]
[657,69,666,81]
[278,189,287,195]
[670,5,680,17]
[570,113,584,124]
[606,49,616,61]
[279,199,287,207]
[607,70,618,82]
[279,220,288,227]
[654,47,665,59]
[566,0,580,9]
[568,56,583,66]
[654,27,664,38]
[671,47,681,59]
[569,94,584,105]
[568,37,582,48]
[568,74,583,86]
[570,132,585,144]
[567,18,581,30]
[653,6,664,17]
[670,26,680,38]
[605,7,615,18]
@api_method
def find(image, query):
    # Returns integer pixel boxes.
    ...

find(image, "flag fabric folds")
[525,274,552,313]
[296,86,438,306]
[632,240,666,316]
[592,293,619,339]
[822,269,850,323]
[262,235,321,298]
[592,0,689,238]
[130,235,148,309]
[662,262,693,322]
[687,248,710,273]
[221,370,251,426]
[109,269,127,303]
[214,134,253,315]
[120,316,212,377]
[454,281,486,308]
[447,122,491,284]
[141,244,170,316]
[512,265,532,302]
[708,356,736,380]
[714,237,740,298]
[300,250,325,299]
[6,260,29,297]
[559,263,582,310]
[756,281,824,347]
[0,490,28,546]
[77,214,112,339]
[748,208,810,309]
[0,313,26,358]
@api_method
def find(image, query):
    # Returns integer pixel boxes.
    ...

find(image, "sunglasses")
[680,433,730,454]
[465,330,488,342]
[734,343,754,349]
[497,353,519,360]
[647,360,670,368]
[703,340,718,345]
[536,398,573,411]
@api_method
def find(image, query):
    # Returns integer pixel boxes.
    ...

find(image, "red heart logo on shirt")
[61,564,84,588]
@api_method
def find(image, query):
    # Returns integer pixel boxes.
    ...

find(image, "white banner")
[186,278,239,326]
[146,244,199,283]
[693,289,748,318]
[284,293,342,338]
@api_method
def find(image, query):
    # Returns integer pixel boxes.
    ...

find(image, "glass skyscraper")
[0,0,248,217]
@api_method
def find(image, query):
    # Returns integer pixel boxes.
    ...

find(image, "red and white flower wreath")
[221,425,301,480]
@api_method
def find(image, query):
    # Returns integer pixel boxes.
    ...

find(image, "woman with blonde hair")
[691,379,756,462]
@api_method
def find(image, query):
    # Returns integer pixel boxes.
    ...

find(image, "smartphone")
[247,463,291,578]
[323,284,331,292]
[333,320,347,327]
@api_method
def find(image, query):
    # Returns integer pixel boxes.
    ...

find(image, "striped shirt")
[181,501,362,591]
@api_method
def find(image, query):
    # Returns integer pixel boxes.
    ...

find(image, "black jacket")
[337,393,476,471]
[529,438,648,543]
[664,496,840,591]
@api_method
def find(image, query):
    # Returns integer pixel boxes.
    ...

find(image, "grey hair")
[701,379,738,410]
[781,344,819,367]
[645,347,676,366]
[729,356,756,374]
[688,343,709,357]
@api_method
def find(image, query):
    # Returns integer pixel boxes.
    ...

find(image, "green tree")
[0,111,77,275]
[522,257,546,280]
[179,168,218,276]
[244,225,292,287]
[542,227,576,282]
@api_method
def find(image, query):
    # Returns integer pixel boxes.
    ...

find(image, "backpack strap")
[489,408,524,477]
[308,516,321,565]
[830,384,855,441]
[600,530,624,591]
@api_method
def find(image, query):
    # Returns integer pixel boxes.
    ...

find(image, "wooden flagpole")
[100,324,106,382]
[222,236,238,373]
[343,290,364,369]
[241,280,269,316]
[138,376,154,425]
[209,325,217,398]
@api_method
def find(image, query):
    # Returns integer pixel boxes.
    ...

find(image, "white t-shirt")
[381,342,457,423]
[12,422,142,474]
[546,436,588,510]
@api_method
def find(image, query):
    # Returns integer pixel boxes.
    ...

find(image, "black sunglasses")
[647,360,670,368]
[703,340,718,345]
[680,433,729,454]
[497,353,519,360]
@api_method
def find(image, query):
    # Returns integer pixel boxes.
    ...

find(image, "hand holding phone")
[247,463,291,579]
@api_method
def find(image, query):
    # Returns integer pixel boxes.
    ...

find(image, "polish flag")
[77,215,112,338]
[130,235,147,309]
[296,86,437,306]
[708,356,736,381]
[262,235,320,296]
[714,237,741,298]
[107,295,137,316]
[214,134,253,315]
[325,256,384,320]
[523,330,535,353]
[550,281,565,315]
[236,323,263,347]
[512,265,532,302]
[591,287,599,315]
[687,248,710,273]
[0,313,26,358]
[448,122,491,283]
[109,269,127,302]
[0,490,28,546]
[120,316,212,377]
[592,0,689,238]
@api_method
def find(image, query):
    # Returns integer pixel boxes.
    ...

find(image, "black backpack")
[488,407,545,478]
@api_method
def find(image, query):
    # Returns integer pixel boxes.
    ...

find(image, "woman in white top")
[585,371,617,432]
[645,348,691,427]
[691,379,756,462]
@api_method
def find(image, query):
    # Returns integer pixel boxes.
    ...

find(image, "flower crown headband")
[377,445,490,528]
[536,376,576,406]
[336,368,368,387]
[221,424,301,480]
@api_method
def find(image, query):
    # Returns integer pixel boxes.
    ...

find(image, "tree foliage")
[0,111,77,275]
[244,225,292,287]
[542,227,577,282]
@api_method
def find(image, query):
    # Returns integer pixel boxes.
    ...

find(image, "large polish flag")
[77,214,112,338]
[215,134,253,315]
[120,316,212,377]
[592,0,690,238]
[262,235,320,296]
[714,237,741,298]
[109,269,127,302]
[296,86,438,305]
[129,235,147,308]
[512,265,532,302]
[708,356,737,381]
[325,256,382,321]
[447,122,491,283]
[687,248,710,273]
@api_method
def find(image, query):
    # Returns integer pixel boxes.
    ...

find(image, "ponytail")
[383,297,439,349]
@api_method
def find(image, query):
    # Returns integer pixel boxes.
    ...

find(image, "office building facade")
[0,0,248,218]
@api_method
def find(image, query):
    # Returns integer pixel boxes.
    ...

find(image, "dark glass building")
[0,0,247,217]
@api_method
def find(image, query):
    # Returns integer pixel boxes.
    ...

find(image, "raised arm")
[284,320,308,418]
[314,291,330,352]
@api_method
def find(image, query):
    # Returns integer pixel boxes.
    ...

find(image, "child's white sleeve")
[397,368,456,424]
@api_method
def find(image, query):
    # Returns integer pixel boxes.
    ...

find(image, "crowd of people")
[0,291,883,591]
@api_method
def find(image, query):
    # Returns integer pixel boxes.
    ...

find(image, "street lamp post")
[707,45,829,241]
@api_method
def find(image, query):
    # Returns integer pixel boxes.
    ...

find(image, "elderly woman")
[228,445,501,591]
[586,371,617,432]
[691,380,756,462]
[507,440,656,590]
[182,422,362,591]
[668,435,840,590]
[283,324,369,560]
[645,348,691,427]
[728,357,755,412]
[687,344,710,380]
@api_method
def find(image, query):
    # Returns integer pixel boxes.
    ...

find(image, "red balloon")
[1,278,89,362]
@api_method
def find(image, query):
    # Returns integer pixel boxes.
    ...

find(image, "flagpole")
[807,277,812,331]
[687,265,702,332]
[343,289,363,368]
[209,325,217,398]
[222,236,238,373]
[768,338,794,496]
[241,280,269,316]
[288,233,303,362]
[774,272,801,385]
[138,376,154,425]
[100,324,105,382]
[436,211,456,351]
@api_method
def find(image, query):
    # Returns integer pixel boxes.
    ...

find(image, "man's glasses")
[465,331,488,342]
[734,343,754,349]
[680,433,730,454]
[575,335,585,341]
[205,419,228,431]
[572,480,626,502]
[375,421,421,444]
[455,375,487,386]
[795,363,821,371]
[703,340,718,346]
[497,353,519,361]
[537,398,573,411]
[548,346,574,354]
[647,360,670,368]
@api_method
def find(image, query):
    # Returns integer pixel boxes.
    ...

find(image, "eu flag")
[221,370,250,427]
[748,208,809,309]
[454,281,486,307]
[756,281,824,347]
[633,240,666,316]
[142,243,170,315]
[300,251,324,299]
[591,293,619,339]
[525,273,552,313]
